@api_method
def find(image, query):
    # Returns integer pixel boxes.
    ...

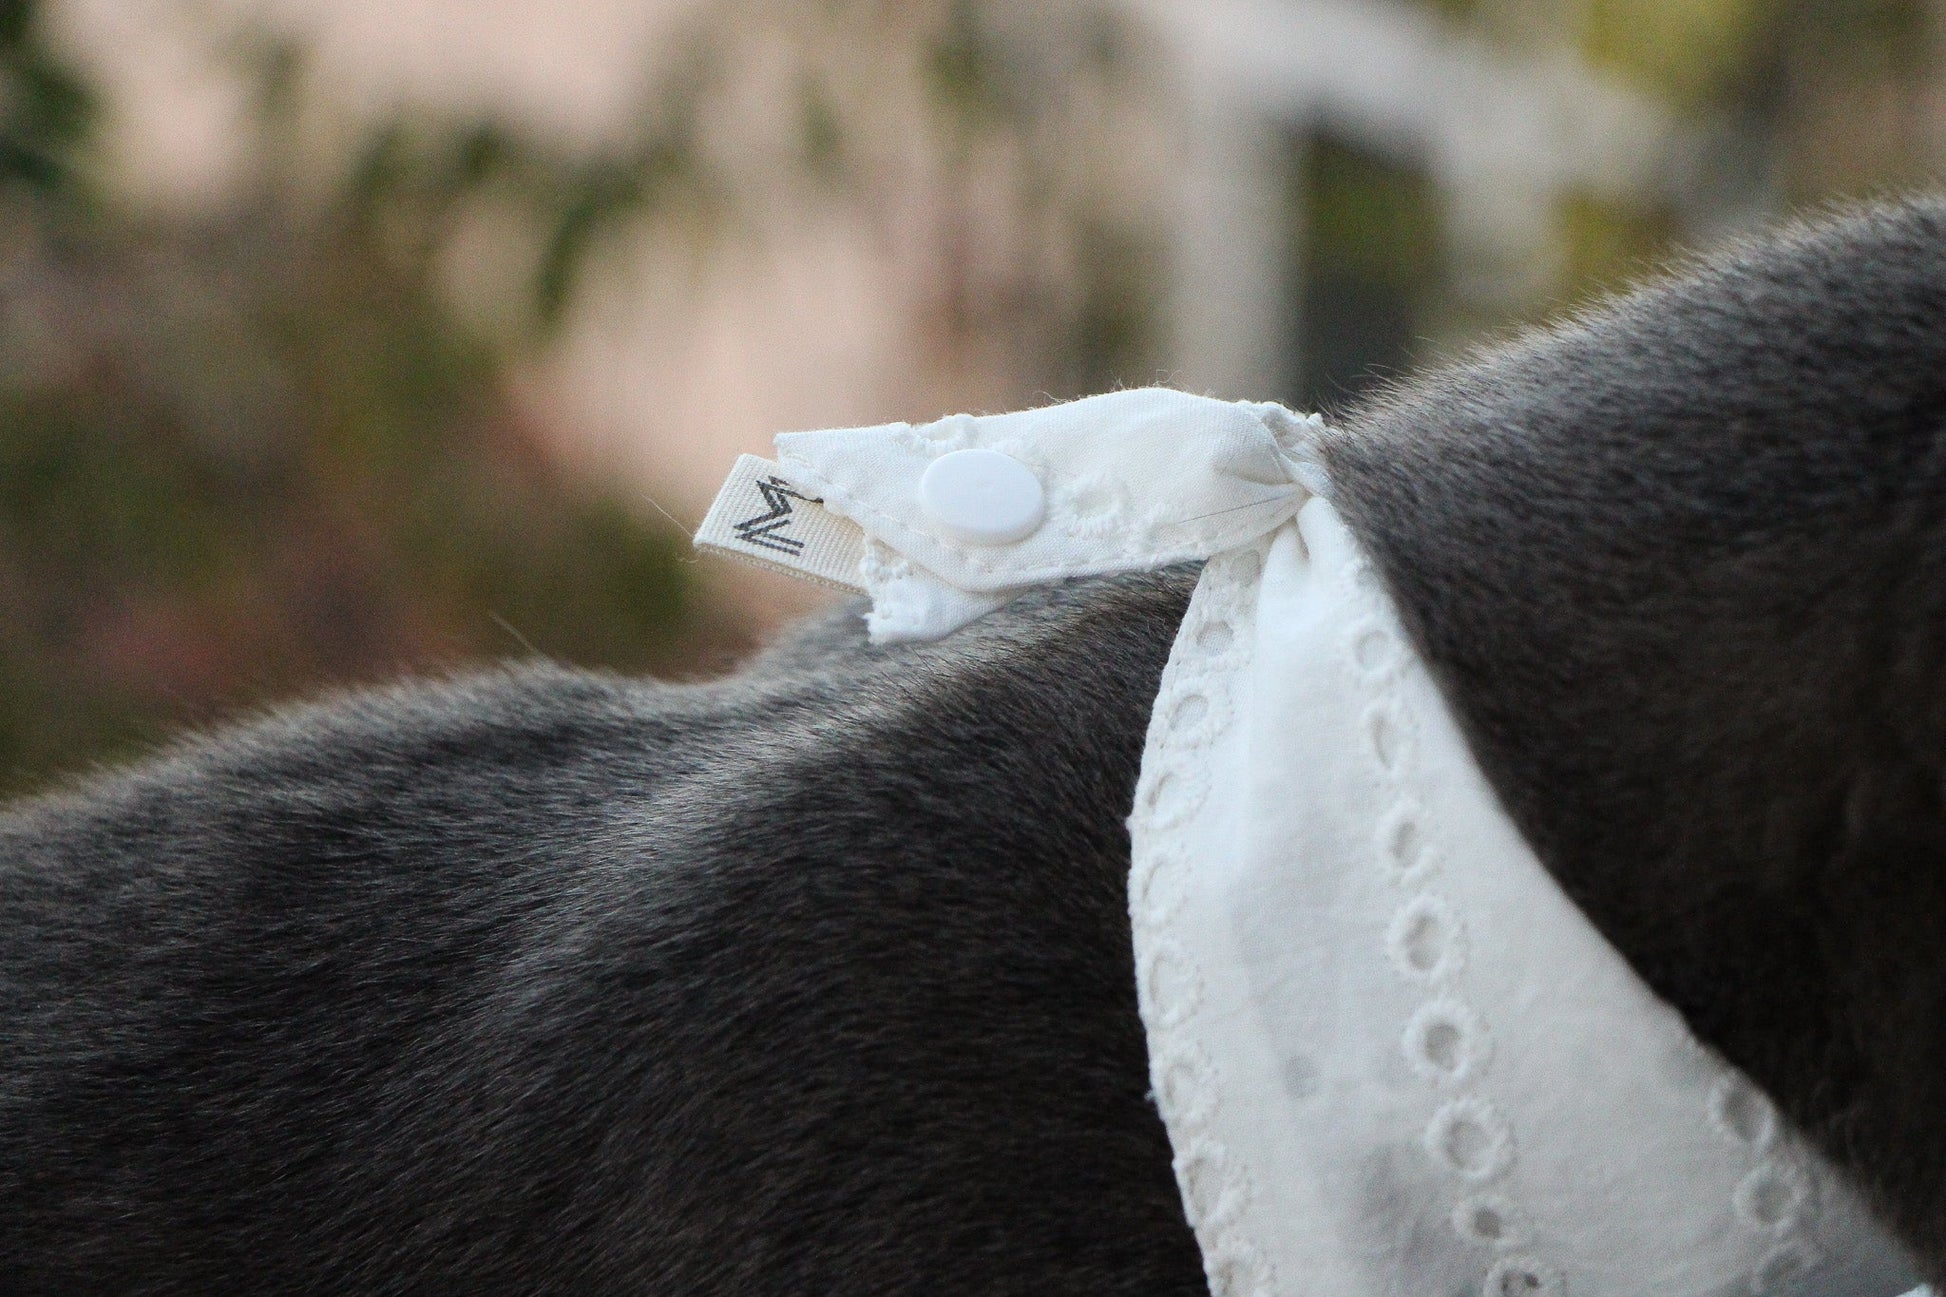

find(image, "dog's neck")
[1324,204,1946,1267]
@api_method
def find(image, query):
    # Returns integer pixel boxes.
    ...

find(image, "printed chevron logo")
[694,455,864,592]
[733,477,821,555]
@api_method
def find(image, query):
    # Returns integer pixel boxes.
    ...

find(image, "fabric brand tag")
[694,454,867,592]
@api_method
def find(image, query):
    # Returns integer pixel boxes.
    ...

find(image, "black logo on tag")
[734,477,821,555]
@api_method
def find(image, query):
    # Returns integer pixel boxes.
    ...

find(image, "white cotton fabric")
[1129,497,1918,1297]
[749,389,1923,1297]
[773,388,1326,642]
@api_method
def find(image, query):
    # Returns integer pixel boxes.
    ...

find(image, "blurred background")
[0,0,1938,794]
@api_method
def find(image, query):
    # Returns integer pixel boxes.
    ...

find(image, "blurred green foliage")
[3,0,1938,795]
[1556,189,1682,297]
[1584,0,1931,108]
[1582,0,1775,109]
[1298,0,1943,407]
[1294,135,1444,409]
[916,0,1162,395]
[0,0,94,194]
[1564,0,1939,236]
[0,0,712,795]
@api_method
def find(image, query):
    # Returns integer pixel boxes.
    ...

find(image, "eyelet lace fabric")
[713,389,1924,1297]
[1127,499,1917,1297]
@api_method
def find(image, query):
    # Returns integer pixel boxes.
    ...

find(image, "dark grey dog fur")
[5,199,1946,1293]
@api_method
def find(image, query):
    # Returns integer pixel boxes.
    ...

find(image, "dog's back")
[0,575,1206,1293]
[6,200,1946,1292]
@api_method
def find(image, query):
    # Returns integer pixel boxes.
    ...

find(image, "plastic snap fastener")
[918,448,1045,545]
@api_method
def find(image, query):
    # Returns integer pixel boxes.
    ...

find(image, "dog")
[5,198,1946,1293]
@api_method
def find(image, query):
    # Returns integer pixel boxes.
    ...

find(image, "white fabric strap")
[694,390,1923,1297]
[1129,499,1916,1297]
[751,388,1324,641]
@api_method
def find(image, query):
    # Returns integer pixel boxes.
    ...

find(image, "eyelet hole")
[1483,1256,1561,1297]
[1384,811,1428,878]
[1354,626,1396,672]
[1404,999,1485,1085]
[1426,1099,1512,1182]
[1452,1195,1521,1246]
[1387,895,1462,984]
[1711,1077,1776,1148]
[1367,706,1406,771]
[1735,1166,1804,1231]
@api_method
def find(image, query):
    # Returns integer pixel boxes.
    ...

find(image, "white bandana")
[696,389,1924,1297]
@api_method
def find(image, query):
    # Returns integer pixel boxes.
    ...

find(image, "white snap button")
[918,448,1045,545]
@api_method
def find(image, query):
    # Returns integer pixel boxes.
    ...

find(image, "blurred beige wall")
[54,0,700,190]
[47,0,938,621]
[42,0,1683,630]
